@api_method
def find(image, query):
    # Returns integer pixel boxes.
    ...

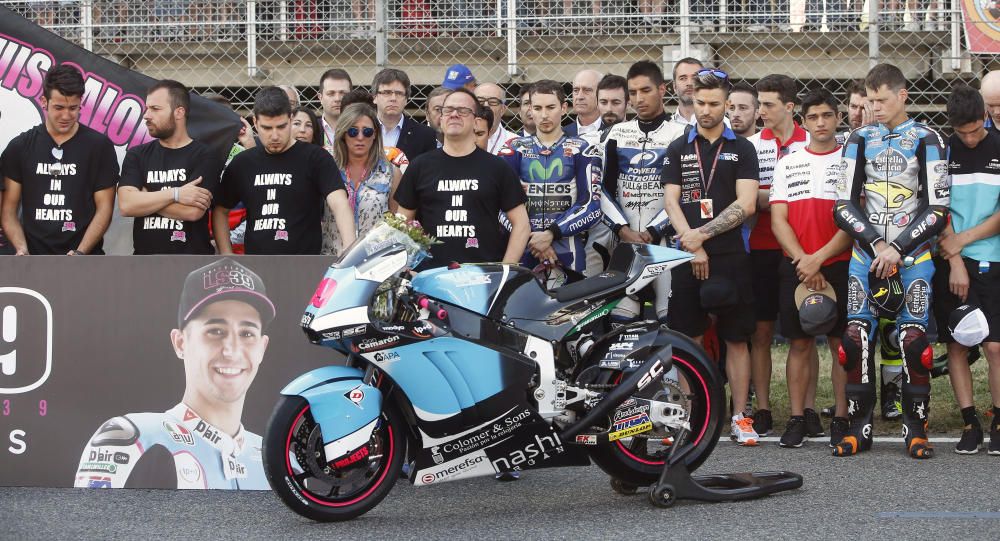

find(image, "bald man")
[982,70,1000,133]
[278,85,300,109]
[565,69,603,137]
[474,83,518,155]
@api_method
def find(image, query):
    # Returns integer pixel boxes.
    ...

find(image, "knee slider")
[900,325,933,373]
[841,320,873,371]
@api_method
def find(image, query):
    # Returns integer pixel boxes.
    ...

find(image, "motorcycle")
[263,220,730,521]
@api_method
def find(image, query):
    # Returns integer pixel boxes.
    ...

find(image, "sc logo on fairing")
[0,288,53,394]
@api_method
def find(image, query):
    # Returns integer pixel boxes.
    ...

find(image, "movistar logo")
[528,159,563,182]
[863,181,913,209]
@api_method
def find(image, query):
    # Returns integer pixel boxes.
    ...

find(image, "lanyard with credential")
[694,138,724,195]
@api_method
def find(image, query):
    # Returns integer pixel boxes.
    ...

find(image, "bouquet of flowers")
[383,212,438,249]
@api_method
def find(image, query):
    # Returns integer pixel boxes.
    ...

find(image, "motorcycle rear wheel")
[263,395,405,522]
[588,331,724,486]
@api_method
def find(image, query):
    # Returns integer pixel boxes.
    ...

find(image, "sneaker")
[954,424,983,455]
[989,424,1000,456]
[495,471,520,481]
[882,383,902,420]
[752,409,772,436]
[779,417,806,448]
[804,409,826,437]
[731,414,759,446]
[820,405,835,418]
[829,417,849,448]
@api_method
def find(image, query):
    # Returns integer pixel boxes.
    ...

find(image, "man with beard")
[728,82,760,138]
[669,57,704,129]
[518,85,536,137]
[118,80,222,254]
[582,74,628,276]
[501,80,600,275]
[663,69,761,446]
[2,64,118,255]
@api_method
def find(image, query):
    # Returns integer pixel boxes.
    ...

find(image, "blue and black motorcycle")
[263,221,800,521]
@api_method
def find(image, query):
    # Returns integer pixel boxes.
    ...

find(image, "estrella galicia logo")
[0,288,53,394]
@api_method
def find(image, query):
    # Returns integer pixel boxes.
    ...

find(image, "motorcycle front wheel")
[263,395,405,522]
[588,331,724,486]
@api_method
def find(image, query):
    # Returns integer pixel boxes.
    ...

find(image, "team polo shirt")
[662,124,760,256]
[769,145,850,266]
[748,124,809,251]
[947,130,1000,262]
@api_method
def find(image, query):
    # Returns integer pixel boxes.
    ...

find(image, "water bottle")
[979,260,990,274]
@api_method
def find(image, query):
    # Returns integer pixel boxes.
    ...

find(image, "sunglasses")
[697,68,730,79]
[346,127,375,138]
[50,146,64,177]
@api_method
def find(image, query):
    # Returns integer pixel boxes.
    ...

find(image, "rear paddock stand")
[613,427,804,508]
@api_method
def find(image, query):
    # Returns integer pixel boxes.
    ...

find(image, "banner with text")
[0,6,242,253]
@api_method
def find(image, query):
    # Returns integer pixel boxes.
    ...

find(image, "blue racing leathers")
[502,135,601,272]
[832,118,949,456]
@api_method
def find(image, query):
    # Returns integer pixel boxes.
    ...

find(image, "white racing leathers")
[596,116,686,322]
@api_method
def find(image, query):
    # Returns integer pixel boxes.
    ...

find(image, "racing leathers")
[833,118,949,458]
[74,403,267,489]
[598,112,687,322]
[501,135,601,273]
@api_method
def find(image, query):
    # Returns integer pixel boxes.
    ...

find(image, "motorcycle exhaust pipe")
[558,344,673,441]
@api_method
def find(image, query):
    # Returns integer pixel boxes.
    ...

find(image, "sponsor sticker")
[608,421,654,442]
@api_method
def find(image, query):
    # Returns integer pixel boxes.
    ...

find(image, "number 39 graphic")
[2,305,17,376]
[0,288,53,394]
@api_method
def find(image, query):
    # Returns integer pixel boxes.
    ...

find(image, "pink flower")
[408,220,422,229]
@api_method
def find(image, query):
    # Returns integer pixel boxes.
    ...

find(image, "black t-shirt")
[394,147,527,268]
[661,126,759,256]
[119,140,221,254]
[217,141,345,254]
[0,152,9,255]
[1,124,119,254]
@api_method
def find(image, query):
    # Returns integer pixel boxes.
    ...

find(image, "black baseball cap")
[866,268,903,317]
[178,258,276,329]
[795,282,837,336]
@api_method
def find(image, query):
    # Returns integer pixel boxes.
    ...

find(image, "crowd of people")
[1,58,998,462]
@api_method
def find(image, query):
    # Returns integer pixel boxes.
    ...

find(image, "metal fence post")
[949,0,960,71]
[247,0,259,79]
[868,0,879,68]
[680,0,691,58]
[376,0,387,69]
[80,0,94,51]
[506,0,518,78]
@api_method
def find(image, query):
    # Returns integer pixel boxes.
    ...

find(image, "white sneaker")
[730,414,759,446]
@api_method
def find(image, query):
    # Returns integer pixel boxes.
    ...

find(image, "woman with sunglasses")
[291,107,324,146]
[321,102,402,256]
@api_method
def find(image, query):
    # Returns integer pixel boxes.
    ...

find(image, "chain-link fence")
[3,0,995,131]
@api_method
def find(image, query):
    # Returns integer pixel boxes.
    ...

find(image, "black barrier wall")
[0,256,342,488]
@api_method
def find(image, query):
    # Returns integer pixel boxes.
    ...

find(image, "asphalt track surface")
[4,437,999,540]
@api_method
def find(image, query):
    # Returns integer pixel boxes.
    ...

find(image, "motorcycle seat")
[552,270,629,302]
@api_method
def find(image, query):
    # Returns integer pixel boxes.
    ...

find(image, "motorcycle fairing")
[365,336,533,426]
[279,365,383,462]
